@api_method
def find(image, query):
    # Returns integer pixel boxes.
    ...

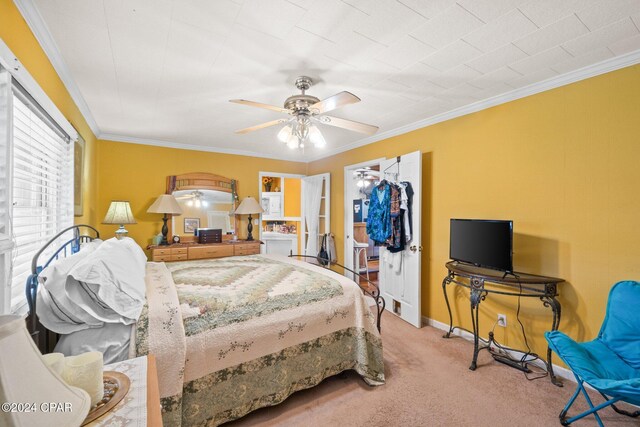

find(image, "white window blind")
[9,84,73,314]
[0,66,12,315]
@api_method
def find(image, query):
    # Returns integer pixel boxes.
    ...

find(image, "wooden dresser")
[148,241,261,262]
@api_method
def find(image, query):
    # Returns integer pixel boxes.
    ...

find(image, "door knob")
[409,245,423,253]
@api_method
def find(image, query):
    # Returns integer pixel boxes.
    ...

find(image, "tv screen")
[449,219,513,272]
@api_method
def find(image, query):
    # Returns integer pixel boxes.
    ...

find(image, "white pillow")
[69,237,147,321]
[36,240,104,334]
[55,323,133,364]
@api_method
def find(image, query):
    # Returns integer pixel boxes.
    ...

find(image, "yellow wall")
[283,177,301,217]
[0,0,98,225]
[95,140,307,251]
[308,64,640,360]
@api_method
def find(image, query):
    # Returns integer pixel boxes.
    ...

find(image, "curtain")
[302,175,324,259]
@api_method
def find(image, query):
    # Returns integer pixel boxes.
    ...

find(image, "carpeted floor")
[228,314,638,426]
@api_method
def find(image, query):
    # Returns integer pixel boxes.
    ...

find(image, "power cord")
[487,271,547,381]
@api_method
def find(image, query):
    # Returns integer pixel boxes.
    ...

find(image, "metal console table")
[442,261,564,387]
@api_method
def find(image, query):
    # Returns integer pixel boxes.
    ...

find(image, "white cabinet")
[262,232,297,256]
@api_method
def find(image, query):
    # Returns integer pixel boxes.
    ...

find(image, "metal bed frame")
[25,224,100,353]
[288,253,385,332]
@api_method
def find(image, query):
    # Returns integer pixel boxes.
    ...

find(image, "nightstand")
[87,355,162,426]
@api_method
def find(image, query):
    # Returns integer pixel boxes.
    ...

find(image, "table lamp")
[147,194,183,245]
[0,315,91,427]
[234,196,264,241]
[102,200,136,239]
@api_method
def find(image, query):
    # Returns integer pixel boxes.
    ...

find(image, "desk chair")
[545,280,640,426]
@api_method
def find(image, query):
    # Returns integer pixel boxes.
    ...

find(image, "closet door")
[300,173,330,259]
[379,151,422,327]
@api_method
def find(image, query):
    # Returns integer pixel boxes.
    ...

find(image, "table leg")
[469,286,485,371]
[442,276,455,338]
[542,296,563,387]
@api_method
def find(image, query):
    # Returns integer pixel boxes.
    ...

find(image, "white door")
[301,173,330,260]
[379,151,422,327]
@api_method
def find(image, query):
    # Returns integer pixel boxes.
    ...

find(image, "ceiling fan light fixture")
[277,124,292,143]
[231,76,378,151]
[308,124,326,147]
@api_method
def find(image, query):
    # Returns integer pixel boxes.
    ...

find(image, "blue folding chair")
[545,280,640,426]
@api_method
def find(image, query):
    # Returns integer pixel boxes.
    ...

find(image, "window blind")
[0,67,9,242]
[9,85,73,314]
[0,65,12,315]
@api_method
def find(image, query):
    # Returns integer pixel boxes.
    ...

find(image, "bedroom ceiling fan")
[230,76,379,149]
[175,190,208,208]
[353,167,380,188]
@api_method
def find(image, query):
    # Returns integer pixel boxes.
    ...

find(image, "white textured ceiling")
[29,0,640,161]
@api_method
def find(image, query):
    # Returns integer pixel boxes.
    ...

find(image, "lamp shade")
[102,200,136,224]
[0,315,91,427]
[235,196,264,215]
[147,194,183,215]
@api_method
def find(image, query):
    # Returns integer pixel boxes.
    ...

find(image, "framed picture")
[73,134,85,216]
[184,218,200,233]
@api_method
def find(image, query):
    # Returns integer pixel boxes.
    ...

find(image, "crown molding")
[306,48,640,162]
[13,0,100,137]
[99,133,307,163]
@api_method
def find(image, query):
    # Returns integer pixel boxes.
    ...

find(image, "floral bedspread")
[136,254,384,426]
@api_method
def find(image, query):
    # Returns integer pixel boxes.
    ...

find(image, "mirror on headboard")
[167,173,239,239]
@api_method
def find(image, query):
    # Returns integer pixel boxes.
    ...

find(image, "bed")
[26,225,385,426]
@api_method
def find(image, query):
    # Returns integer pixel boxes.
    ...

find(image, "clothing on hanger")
[366,181,391,244]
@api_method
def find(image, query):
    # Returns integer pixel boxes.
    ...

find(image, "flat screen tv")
[449,219,513,272]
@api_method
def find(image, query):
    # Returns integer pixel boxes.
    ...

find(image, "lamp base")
[160,214,170,245]
[246,214,254,241]
[115,225,128,240]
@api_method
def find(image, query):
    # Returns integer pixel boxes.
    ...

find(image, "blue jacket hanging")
[366,182,392,244]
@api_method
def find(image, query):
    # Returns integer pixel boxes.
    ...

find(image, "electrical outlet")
[497,314,507,327]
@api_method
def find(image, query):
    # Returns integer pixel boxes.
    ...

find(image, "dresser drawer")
[171,253,189,261]
[234,245,260,256]
[171,247,188,255]
[152,254,172,262]
[153,248,171,256]
[189,245,234,259]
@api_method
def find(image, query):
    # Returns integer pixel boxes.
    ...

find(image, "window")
[0,60,74,315]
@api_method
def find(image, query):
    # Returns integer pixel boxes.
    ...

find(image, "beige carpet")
[228,314,638,427]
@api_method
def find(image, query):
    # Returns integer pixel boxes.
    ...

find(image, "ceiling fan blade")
[229,99,290,114]
[315,115,378,135]
[310,91,360,115]
[235,118,288,134]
